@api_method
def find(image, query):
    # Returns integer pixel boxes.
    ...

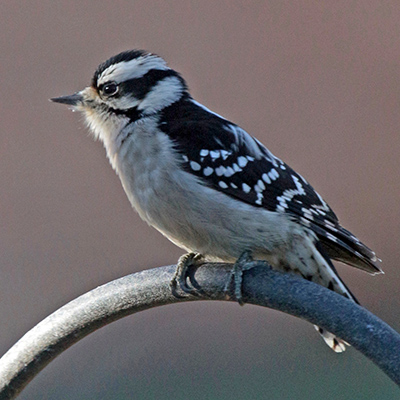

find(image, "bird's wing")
[164,117,381,274]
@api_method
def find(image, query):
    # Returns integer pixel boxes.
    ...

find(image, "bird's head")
[51,50,189,141]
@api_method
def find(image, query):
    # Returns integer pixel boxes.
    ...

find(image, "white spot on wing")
[210,150,220,160]
[262,173,271,184]
[275,175,306,212]
[300,217,311,226]
[215,166,225,176]
[223,166,235,177]
[242,183,251,193]
[324,220,338,232]
[232,163,242,172]
[203,167,213,176]
[190,161,201,171]
[220,150,231,160]
[268,168,279,181]
[237,156,248,168]
[301,207,314,221]
[255,192,263,205]
[326,232,338,242]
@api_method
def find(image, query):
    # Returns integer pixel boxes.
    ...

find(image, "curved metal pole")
[0,262,399,399]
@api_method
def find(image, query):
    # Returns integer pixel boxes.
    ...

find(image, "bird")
[51,49,382,352]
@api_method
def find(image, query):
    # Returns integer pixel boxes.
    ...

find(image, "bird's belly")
[114,131,298,263]
[120,163,295,263]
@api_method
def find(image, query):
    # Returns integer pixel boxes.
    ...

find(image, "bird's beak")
[50,92,84,106]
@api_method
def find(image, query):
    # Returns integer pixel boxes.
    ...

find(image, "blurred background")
[1,1,399,399]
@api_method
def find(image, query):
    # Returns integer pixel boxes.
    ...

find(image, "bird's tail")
[311,241,359,352]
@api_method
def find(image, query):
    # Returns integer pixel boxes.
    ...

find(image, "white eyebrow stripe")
[97,55,169,86]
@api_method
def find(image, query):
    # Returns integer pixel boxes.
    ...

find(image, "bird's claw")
[224,250,256,305]
[170,252,204,297]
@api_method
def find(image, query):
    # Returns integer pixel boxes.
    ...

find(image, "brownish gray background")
[1,1,399,399]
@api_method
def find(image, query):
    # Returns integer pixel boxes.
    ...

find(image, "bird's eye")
[102,82,118,96]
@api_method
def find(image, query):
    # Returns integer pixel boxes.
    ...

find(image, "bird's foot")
[224,250,256,305]
[170,252,204,297]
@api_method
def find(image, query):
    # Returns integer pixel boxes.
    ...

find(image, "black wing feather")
[160,100,381,274]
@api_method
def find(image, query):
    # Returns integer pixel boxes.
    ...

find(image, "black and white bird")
[52,49,382,352]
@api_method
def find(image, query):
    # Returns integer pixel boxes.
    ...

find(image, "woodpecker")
[52,49,382,352]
